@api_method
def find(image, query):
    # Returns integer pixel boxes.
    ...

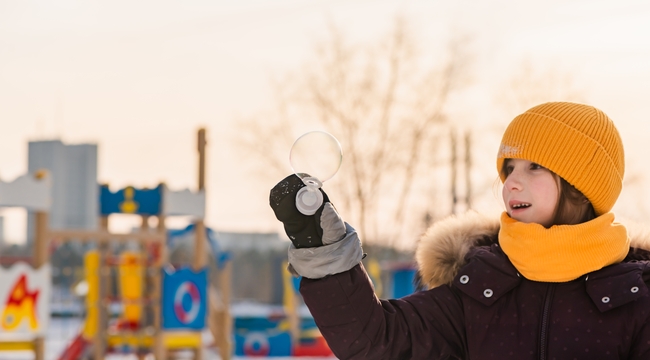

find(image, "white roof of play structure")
[0,173,51,210]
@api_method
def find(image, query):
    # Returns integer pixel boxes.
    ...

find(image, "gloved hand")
[270,174,346,248]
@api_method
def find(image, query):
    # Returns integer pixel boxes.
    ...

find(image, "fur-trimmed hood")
[415,211,650,289]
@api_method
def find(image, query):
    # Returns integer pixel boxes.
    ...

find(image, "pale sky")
[2,0,650,243]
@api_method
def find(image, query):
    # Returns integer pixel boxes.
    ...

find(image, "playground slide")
[56,332,91,360]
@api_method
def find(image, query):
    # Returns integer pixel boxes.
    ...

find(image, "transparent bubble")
[290,131,342,183]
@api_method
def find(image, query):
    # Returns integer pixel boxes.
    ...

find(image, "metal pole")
[194,128,207,270]
[32,211,48,360]
[450,128,458,215]
[464,130,472,210]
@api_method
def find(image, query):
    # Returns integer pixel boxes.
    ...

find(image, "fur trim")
[415,211,650,290]
[624,218,650,251]
[415,211,499,289]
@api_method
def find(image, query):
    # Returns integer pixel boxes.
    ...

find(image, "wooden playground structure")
[0,129,233,359]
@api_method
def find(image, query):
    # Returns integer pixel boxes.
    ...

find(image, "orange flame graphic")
[2,274,40,331]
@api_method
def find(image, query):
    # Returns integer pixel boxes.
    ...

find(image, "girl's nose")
[504,171,523,191]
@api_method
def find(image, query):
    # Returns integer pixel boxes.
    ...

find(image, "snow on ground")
[0,318,337,360]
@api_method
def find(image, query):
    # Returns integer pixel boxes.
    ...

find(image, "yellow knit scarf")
[498,212,629,282]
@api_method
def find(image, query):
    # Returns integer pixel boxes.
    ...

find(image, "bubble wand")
[289,131,343,215]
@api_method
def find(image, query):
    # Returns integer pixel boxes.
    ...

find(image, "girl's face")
[502,158,559,228]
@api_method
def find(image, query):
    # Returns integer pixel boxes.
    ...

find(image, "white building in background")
[26,140,98,245]
[0,216,4,247]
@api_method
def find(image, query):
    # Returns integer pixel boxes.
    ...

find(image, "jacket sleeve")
[300,263,467,360]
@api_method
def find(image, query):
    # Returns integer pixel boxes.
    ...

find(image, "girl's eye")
[530,163,545,170]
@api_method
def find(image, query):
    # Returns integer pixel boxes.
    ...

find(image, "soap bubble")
[290,131,342,183]
[290,131,342,215]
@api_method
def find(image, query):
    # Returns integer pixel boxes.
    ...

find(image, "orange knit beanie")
[497,102,625,216]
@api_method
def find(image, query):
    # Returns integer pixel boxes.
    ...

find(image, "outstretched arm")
[270,174,467,359]
[301,262,467,360]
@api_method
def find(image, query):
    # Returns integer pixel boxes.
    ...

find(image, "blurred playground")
[0,129,417,359]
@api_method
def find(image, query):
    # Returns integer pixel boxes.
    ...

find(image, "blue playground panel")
[234,317,292,357]
[100,184,162,215]
[391,268,417,298]
[162,267,207,330]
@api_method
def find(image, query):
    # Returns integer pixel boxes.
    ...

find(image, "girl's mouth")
[510,203,531,213]
[511,203,531,209]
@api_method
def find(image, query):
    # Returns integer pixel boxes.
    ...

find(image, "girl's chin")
[509,213,534,224]
[508,211,528,222]
[510,215,552,228]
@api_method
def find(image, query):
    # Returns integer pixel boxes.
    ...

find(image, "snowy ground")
[0,318,337,360]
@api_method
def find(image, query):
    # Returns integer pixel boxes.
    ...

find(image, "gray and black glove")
[270,174,345,248]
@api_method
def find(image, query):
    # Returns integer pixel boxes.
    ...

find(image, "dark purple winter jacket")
[299,212,650,360]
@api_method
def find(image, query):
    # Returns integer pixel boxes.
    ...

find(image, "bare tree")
[238,17,472,248]
[498,59,585,114]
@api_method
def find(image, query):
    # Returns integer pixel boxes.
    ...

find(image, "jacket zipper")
[539,284,556,360]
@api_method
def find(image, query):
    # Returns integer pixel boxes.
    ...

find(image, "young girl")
[270,102,650,359]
